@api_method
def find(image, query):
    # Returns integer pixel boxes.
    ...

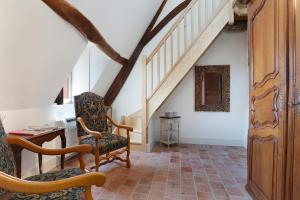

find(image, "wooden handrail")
[145,0,229,97]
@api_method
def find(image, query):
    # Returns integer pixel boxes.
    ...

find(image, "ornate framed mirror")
[195,65,230,112]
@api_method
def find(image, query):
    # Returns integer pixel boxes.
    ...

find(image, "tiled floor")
[63,144,252,200]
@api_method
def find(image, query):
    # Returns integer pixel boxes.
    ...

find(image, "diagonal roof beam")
[42,0,128,65]
[105,0,192,106]
[144,0,192,44]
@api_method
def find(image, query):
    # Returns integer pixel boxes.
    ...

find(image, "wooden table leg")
[12,147,22,178]
[60,132,66,170]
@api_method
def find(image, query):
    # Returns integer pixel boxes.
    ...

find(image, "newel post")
[141,55,148,152]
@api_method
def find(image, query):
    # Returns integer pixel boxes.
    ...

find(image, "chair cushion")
[10,168,85,200]
[80,133,128,155]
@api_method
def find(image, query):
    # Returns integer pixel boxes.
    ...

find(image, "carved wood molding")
[42,0,128,65]
[251,86,280,129]
[247,135,278,200]
[104,0,192,106]
[249,0,279,89]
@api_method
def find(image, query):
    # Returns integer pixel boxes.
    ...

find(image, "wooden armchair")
[0,119,105,200]
[74,92,133,171]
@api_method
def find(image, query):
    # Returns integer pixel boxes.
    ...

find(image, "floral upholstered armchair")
[74,92,133,171]
[0,119,106,200]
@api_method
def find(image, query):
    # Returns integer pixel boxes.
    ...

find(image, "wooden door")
[287,0,300,198]
[247,0,288,199]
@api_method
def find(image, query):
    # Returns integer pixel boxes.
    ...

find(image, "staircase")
[120,110,142,145]
[141,0,235,151]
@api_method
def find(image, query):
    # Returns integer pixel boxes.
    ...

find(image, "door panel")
[250,135,277,200]
[252,0,277,88]
[251,87,279,129]
[247,0,287,199]
[290,0,300,198]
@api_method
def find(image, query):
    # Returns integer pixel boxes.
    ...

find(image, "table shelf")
[159,116,180,148]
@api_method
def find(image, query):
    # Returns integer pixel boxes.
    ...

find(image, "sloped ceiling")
[0,0,164,110]
[0,0,87,110]
[69,0,163,58]
[69,0,163,96]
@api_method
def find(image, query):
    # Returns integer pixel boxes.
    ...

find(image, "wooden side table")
[160,116,181,148]
[10,128,66,178]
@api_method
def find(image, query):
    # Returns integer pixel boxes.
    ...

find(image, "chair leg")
[95,139,100,172]
[126,149,131,168]
[85,186,93,200]
[126,132,131,168]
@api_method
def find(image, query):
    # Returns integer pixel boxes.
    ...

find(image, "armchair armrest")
[0,171,105,194]
[77,117,103,139]
[5,136,92,155]
[106,115,133,132]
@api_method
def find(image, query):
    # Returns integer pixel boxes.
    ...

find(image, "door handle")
[293,100,300,116]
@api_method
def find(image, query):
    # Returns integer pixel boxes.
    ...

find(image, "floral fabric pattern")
[10,168,85,200]
[80,133,128,155]
[0,119,85,200]
[0,120,16,198]
[74,92,108,137]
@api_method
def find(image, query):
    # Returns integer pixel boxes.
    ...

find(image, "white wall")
[0,0,87,177]
[0,0,87,110]
[150,31,249,147]
[0,104,75,178]
[113,0,185,121]
[72,43,109,96]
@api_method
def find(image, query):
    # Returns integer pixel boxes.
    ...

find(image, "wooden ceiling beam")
[42,0,128,65]
[104,0,192,106]
[144,0,192,44]
[104,0,168,105]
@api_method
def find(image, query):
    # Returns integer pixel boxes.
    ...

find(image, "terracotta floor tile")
[182,194,198,200]
[124,179,138,187]
[226,187,244,196]
[56,143,253,200]
[134,184,150,194]
[151,181,166,191]
[164,193,182,200]
[194,175,209,183]
[167,180,180,187]
[181,186,196,195]
[209,181,225,189]
[117,186,135,196]
[130,193,148,200]
[148,190,165,200]
[197,192,214,200]
[154,175,168,182]
[139,177,152,186]
[213,189,229,198]
[195,183,211,193]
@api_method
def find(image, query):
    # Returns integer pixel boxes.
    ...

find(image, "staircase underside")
[146,2,233,121]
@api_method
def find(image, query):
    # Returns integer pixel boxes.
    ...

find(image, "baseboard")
[179,136,244,147]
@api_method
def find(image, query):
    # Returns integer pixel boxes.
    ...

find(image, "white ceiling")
[69,0,163,58]
[0,0,87,110]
